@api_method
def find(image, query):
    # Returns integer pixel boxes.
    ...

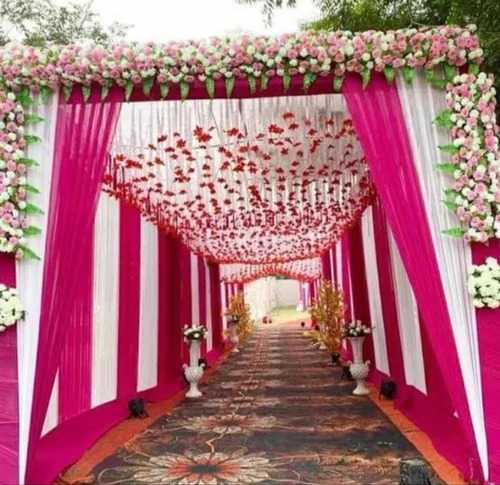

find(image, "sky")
[63,0,320,42]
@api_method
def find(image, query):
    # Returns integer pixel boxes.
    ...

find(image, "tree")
[0,0,130,46]
[236,0,499,80]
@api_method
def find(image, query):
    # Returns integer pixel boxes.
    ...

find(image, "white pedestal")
[184,340,204,398]
[348,337,370,396]
[229,322,239,353]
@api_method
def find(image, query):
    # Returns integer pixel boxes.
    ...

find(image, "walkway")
[90,324,438,484]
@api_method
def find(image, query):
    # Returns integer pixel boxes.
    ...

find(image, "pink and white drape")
[344,73,486,481]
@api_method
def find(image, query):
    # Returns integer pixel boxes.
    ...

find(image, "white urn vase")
[183,339,204,398]
[348,336,370,396]
[228,320,240,353]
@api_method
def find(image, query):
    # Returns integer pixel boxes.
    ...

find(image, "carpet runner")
[90,324,439,484]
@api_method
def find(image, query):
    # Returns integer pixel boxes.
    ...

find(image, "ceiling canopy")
[105,93,373,264]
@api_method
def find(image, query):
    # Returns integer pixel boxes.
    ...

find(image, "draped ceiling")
[105,94,373,268]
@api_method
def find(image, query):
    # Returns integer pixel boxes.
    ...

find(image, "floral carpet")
[91,324,438,485]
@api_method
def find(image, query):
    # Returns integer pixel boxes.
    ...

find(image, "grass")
[266,305,311,324]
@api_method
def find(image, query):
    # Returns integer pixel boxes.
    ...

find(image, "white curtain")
[91,194,120,407]
[388,232,427,394]
[15,93,59,484]
[397,71,488,478]
[190,254,200,326]
[204,261,213,352]
[397,70,488,480]
[41,372,58,437]
[335,242,343,290]
[361,207,390,375]
[220,282,227,331]
[137,220,159,392]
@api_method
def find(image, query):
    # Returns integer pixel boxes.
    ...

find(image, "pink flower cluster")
[0,25,482,93]
[0,89,29,258]
[445,72,500,242]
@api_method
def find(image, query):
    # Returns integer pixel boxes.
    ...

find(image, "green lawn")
[267,305,311,324]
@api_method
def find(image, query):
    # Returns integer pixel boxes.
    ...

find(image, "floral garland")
[0,283,24,331]
[0,88,42,259]
[467,257,500,309]
[183,325,208,341]
[0,25,489,259]
[0,25,482,99]
[436,72,500,243]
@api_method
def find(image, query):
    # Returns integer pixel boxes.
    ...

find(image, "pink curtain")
[26,95,121,484]
[371,198,405,383]
[198,255,207,356]
[0,254,18,485]
[330,247,337,286]
[348,221,373,362]
[321,252,332,281]
[340,235,353,361]
[164,234,183,381]
[473,240,500,482]
[343,73,481,481]
[209,263,223,351]
[58,233,93,422]
[117,202,141,399]
[372,199,471,474]
[179,244,191,365]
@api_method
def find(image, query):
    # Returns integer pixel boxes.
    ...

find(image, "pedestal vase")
[348,336,370,395]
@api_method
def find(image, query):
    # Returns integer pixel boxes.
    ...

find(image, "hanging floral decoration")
[220,258,322,285]
[104,113,373,263]
[435,72,500,243]
[0,283,25,331]
[467,257,500,309]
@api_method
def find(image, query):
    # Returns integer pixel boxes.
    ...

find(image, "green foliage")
[0,0,130,47]
[238,0,500,92]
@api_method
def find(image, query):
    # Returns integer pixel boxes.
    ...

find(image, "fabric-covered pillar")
[343,73,481,481]
[0,255,18,485]
[26,95,121,484]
